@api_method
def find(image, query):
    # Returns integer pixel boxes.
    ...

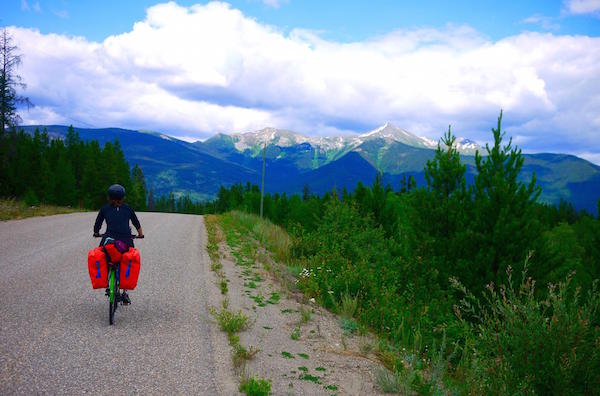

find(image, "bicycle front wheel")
[109,269,116,325]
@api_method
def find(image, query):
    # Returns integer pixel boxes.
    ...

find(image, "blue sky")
[3,1,600,163]
[6,0,600,41]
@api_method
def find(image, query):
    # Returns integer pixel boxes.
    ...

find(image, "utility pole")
[260,140,266,219]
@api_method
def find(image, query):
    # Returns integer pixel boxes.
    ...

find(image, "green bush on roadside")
[239,376,271,396]
[452,266,600,394]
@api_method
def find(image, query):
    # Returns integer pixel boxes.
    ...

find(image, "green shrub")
[23,189,39,207]
[216,308,249,335]
[239,376,271,396]
[452,266,600,395]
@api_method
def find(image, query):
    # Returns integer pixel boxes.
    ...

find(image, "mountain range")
[21,124,600,215]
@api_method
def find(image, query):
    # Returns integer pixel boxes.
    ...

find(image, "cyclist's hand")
[93,232,100,237]
[138,234,144,239]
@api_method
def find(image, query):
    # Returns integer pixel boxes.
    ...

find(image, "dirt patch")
[211,223,385,395]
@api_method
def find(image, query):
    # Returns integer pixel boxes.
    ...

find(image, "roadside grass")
[239,375,272,396]
[215,307,249,335]
[233,343,260,370]
[0,198,82,221]
[290,325,301,340]
[227,210,291,263]
[299,306,312,323]
[206,216,260,378]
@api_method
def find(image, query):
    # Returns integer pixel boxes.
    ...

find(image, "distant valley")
[22,125,600,215]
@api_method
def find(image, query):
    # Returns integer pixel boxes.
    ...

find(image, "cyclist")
[93,184,143,305]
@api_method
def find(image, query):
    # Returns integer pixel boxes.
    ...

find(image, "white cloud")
[9,1,600,163]
[263,0,287,8]
[566,0,600,14]
[522,14,560,31]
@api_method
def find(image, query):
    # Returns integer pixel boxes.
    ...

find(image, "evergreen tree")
[302,183,310,201]
[53,150,77,206]
[148,187,155,211]
[129,164,147,210]
[471,111,541,285]
[0,28,32,134]
[421,125,470,282]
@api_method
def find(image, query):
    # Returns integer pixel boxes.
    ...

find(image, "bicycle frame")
[108,262,120,304]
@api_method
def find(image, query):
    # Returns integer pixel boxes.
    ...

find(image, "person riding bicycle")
[93,184,143,305]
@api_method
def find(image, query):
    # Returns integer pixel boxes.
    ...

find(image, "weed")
[290,326,301,340]
[340,318,358,335]
[299,306,311,323]
[263,326,273,330]
[315,367,326,372]
[245,281,258,289]
[326,384,338,391]
[252,293,266,307]
[340,292,358,319]
[267,292,280,304]
[375,367,415,394]
[220,279,228,294]
[298,353,309,359]
[299,374,321,383]
[239,376,272,396]
[228,334,240,345]
[216,308,249,335]
[281,351,295,359]
[359,338,375,355]
[233,344,259,369]
[298,366,309,372]
[341,335,348,350]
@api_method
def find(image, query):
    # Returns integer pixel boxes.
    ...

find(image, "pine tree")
[471,111,541,285]
[420,126,470,278]
[0,28,32,135]
[130,164,147,210]
[147,187,155,211]
[53,150,77,206]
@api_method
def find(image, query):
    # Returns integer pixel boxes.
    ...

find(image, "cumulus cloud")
[10,1,600,163]
[566,0,600,15]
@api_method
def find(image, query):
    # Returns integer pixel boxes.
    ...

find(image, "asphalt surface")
[0,212,218,394]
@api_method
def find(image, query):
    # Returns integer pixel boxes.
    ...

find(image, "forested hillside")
[0,126,147,210]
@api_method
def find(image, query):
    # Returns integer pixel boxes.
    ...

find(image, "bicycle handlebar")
[93,234,144,239]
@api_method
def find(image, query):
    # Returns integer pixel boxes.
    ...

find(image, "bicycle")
[94,234,144,325]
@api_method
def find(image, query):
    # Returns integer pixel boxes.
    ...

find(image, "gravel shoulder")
[208,217,385,395]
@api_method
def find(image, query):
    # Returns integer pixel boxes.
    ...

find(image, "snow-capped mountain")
[223,123,481,155]
[226,127,349,152]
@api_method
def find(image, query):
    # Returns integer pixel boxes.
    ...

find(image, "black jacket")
[94,203,141,247]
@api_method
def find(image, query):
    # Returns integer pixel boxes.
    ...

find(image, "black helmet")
[108,184,126,200]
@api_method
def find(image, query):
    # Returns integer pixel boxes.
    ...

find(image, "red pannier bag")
[103,243,123,263]
[88,247,108,289]
[120,248,141,290]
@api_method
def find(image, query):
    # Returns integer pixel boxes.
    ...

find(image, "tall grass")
[0,198,82,221]
[228,211,291,263]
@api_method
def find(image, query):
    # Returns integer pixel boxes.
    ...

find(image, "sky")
[3,0,600,164]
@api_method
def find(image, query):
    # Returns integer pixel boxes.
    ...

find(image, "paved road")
[0,212,219,394]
